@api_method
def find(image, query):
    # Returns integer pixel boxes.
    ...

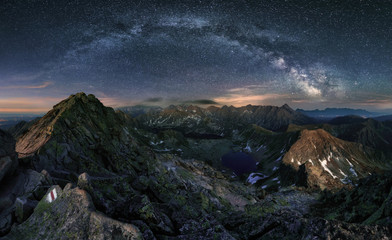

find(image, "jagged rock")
[0,157,15,183]
[77,172,93,192]
[0,169,51,236]
[0,128,49,236]
[0,213,12,237]
[128,195,175,235]
[0,129,17,183]
[315,172,392,225]
[5,185,142,240]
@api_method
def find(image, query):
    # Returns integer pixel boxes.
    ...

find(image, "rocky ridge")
[15,92,146,178]
[137,104,314,136]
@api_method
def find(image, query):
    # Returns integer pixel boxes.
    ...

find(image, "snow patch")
[319,159,338,179]
[256,145,265,152]
[291,158,294,163]
[346,158,353,167]
[308,159,314,166]
[247,173,266,184]
[244,143,252,152]
[275,155,283,162]
[327,152,333,162]
[345,159,358,176]
[339,169,347,177]
[349,167,358,177]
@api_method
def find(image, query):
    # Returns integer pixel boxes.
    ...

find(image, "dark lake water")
[221,152,257,175]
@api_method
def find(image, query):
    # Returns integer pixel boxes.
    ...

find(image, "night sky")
[1,0,392,114]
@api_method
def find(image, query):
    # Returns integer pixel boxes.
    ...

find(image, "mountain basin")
[221,151,257,175]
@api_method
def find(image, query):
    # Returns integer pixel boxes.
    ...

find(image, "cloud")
[0,97,63,113]
[214,93,289,107]
[0,81,53,90]
[184,99,218,105]
[227,85,269,93]
[98,97,137,108]
[214,85,290,106]
[6,72,44,82]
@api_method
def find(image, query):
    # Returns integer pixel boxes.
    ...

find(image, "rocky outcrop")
[237,208,392,240]
[5,185,142,240]
[0,168,51,236]
[0,129,19,235]
[315,172,392,225]
[73,155,256,239]
[280,129,388,190]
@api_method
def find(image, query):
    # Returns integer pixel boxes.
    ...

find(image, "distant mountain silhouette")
[297,108,383,119]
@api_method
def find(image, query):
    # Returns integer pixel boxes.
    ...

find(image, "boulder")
[0,169,52,236]
[77,172,93,192]
[15,197,38,223]
[5,185,142,239]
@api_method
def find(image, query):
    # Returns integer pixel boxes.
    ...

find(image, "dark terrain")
[1,92,392,239]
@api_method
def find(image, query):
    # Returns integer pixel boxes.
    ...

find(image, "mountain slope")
[16,92,145,176]
[280,129,389,190]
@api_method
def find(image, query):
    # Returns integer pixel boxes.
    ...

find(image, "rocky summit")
[1,93,392,239]
[281,129,387,190]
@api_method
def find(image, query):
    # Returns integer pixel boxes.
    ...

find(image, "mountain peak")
[281,128,385,190]
[281,104,293,111]
[16,93,120,160]
[53,92,102,111]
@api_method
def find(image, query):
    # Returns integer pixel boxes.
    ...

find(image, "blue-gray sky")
[1,0,392,113]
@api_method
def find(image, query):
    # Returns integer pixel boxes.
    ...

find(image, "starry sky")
[1,0,392,114]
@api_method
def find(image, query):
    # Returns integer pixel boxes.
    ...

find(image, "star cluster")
[1,0,391,113]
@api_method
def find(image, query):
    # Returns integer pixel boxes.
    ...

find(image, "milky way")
[1,0,392,113]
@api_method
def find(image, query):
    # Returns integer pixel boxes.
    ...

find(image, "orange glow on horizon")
[0,108,49,113]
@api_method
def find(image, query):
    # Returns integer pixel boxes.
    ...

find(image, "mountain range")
[1,92,392,239]
[297,108,384,119]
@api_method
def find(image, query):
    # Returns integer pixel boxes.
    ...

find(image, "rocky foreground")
[1,93,392,239]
